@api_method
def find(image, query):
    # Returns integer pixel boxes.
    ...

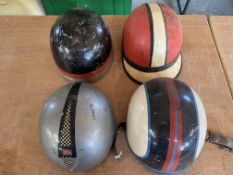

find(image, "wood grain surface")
[0,16,232,175]
[209,16,233,97]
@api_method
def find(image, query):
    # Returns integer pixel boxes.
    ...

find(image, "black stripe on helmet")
[145,3,154,68]
[141,79,170,170]
[174,80,198,171]
[58,83,81,162]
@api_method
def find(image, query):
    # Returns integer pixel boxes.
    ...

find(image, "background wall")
[132,0,233,16]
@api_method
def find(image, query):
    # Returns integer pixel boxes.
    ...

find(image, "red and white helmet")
[123,3,182,83]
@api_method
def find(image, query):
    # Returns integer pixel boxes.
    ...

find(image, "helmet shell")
[123,3,182,83]
[50,8,112,81]
[127,78,207,174]
[39,82,114,171]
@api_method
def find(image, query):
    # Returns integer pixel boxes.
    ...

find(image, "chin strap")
[206,130,233,153]
[114,122,126,161]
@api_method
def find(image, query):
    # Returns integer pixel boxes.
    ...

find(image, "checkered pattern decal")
[58,83,81,167]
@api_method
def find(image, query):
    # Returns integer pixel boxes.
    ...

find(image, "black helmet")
[50,8,112,81]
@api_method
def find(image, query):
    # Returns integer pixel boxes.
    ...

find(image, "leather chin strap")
[206,130,233,153]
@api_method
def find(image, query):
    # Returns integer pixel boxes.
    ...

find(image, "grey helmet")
[39,82,114,171]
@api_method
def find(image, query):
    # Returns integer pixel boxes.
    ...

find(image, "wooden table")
[0,16,232,175]
[209,16,233,97]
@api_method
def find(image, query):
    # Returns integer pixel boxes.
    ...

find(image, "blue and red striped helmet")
[127,78,207,174]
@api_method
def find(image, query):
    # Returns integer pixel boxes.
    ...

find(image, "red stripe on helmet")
[170,80,182,171]
[161,80,176,171]
[60,52,112,79]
